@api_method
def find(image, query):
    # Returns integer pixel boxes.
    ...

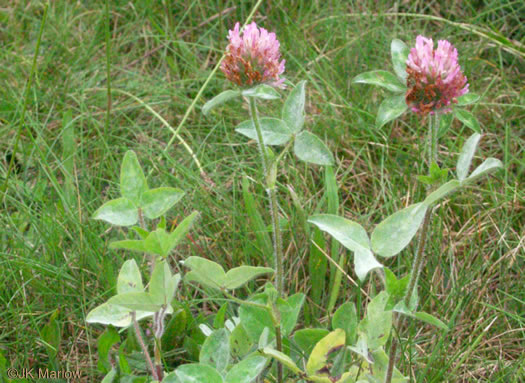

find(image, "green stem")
[137,205,162,378]
[427,113,439,166]
[385,115,438,383]
[247,97,284,296]
[275,325,283,383]
[404,210,432,307]
[275,138,294,164]
[1,2,48,202]
[138,207,146,230]
[154,337,163,381]
[224,288,282,382]
[325,165,341,314]
[222,290,269,310]
[427,115,433,168]
[327,253,345,313]
[138,207,155,275]
[432,114,439,164]
[268,188,284,294]
[384,335,399,383]
[248,98,269,175]
[247,97,284,383]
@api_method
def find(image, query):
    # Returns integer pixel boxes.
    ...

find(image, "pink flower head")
[220,22,285,88]
[405,36,468,114]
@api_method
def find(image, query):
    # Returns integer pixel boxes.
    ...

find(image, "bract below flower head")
[220,22,285,88]
[406,36,468,115]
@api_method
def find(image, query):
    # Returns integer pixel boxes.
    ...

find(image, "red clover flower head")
[220,22,285,88]
[406,36,469,115]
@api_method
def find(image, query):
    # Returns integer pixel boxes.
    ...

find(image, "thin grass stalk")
[1,2,48,202]
[104,0,111,137]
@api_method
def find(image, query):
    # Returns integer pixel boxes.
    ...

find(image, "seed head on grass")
[220,22,285,88]
[406,36,468,115]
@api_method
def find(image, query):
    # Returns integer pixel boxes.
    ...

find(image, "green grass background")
[1,0,523,382]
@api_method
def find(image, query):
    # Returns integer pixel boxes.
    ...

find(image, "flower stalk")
[219,20,288,383]
[248,96,284,383]
[428,114,439,166]
[248,98,284,296]
[385,114,438,383]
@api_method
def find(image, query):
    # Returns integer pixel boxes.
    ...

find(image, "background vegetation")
[1,0,523,382]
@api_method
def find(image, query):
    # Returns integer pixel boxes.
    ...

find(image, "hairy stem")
[268,188,284,295]
[248,97,284,383]
[247,97,284,295]
[154,337,163,381]
[385,115,438,383]
[385,334,399,383]
[432,114,439,164]
[405,209,432,307]
[137,207,154,275]
[138,207,146,230]
[427,115,433,167]
[131,312,158,381]
[137,206,161,377]
[275,324,283,383]
[153,309,166,382]
[385,208,432,383]
[248,97,269,176]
